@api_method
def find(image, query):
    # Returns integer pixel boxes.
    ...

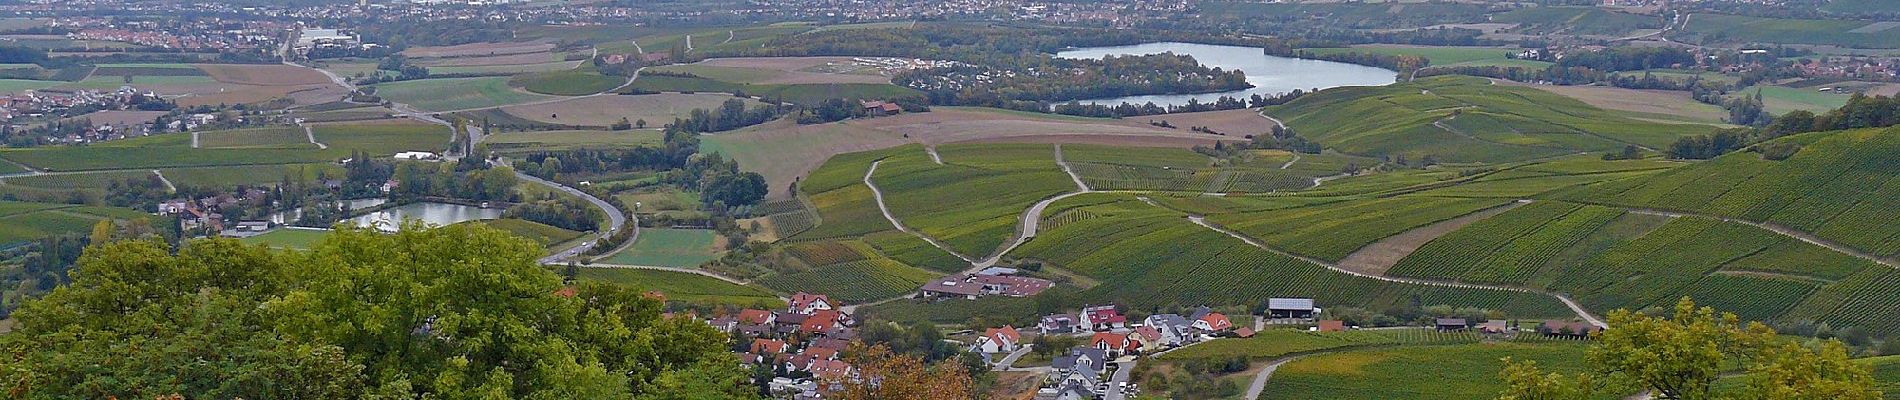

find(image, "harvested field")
[1526,83,1730,124]
[500,93,757,126]
[61,110,166,127]
[402,41,556,58]
[703,106,1232,198]
[196,64,333,86]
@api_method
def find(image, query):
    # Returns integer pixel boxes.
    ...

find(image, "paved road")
[1243,355,1305,400]
[1103,360,1135,400]
[510,165,632,265]
[993,345,1033,370]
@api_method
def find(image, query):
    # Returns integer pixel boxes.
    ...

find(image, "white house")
[789,292,834,314]
[972,325,1021,353]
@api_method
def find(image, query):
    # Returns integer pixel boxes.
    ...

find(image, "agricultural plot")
[871,143,1073,257]
[160,164,338,188]
[1678,13,1900,49]
[1302,45,1520,66]
[310,122,450,156]
[1387,201,1625,285]
[577,267,782,306]
[1157,329,1395,361]
[511,67,625,96]
[1010,193,1572,317]
[0,202,155,244]
[196,127,314,149]
[370,77,556,112]
[1529,84,1731,125]
[1264,76,1714,163]
[652,57,892,85]
[499,93,760,127]
[1562,127,1900,257]
[757,258,939,303]
[484,130,664,154]
[1260,342,1600,400]
[600,228,721,268]
[1739,84,1853,115]
[1491,6,1661,36]
[1203,195,1514,262]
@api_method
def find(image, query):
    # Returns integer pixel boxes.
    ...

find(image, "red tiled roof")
[738,309,773,325]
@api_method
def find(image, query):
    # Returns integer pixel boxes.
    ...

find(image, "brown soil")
[63,110,167,127]
[1335,201,1526,276]
[988,371,1044,400]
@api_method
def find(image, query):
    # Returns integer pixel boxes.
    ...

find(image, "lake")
[268,198,388,225]
[1055,42,1398,107]
[351,201,504,232]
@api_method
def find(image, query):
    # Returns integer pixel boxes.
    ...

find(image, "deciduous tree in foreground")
[1499,297,1879,400]
[0,223,753,399]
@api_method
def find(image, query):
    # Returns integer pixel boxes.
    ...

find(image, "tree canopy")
[0,223,752,399]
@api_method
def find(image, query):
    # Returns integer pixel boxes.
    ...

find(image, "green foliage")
[0,224,753,398]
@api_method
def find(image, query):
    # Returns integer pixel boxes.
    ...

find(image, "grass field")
[511,67,625,96]
[601,228,720,267]
[1265,76,1715,163]
[0,146,334,172]
[310,123,450,156]
[161,163,339,188]
[237,228,331,250]
[577,267,783,306]
[1260,342,1600,400]
[1739,85,1854,115]
[371,77,557,112]
[473,218,583,246]
[0,78,59,93]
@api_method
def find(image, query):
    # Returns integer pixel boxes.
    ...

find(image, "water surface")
[1055,42,1398,107]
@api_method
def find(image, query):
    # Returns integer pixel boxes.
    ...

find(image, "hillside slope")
[1264,76,1714,163]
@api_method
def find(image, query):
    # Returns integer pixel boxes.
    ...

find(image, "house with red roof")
[973,325,1022,353]
[1129,326,1164,350]
[1194,312,1233,332]
[752,338,789,355]
[1080,305,1126,331]
[738,309,776,325]
[810,359,853,381]
[800,309,845,334]
[789,292,835,314]
[1090,332,1139,357]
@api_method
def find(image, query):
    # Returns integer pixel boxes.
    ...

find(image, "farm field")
[0,201,158,245]
[1008,193,1571,316]
[370,77,557,112]
[870,143,1073,258]
[611,187,701,214]
[499,93,759,127]
[577,267,782,306]
[756,257,940,303]
[1260,342,1603,400]
[196,127,315,149]
[1491,6,1661,36]
[310,122,450,156]
[483,129,663,154]
[1740,84,1854,115]
[401,41,557,58]
[0,144,334,172]
[1063,144,1368,193]
[1203,195,1514,262]
[237,228,332,250]
[1265,76,1716,163]
[511,67,625,96]
[160,164,338,188]
[1158,329,1397,361]
[1678,13,1900,49]
[600,228,720,268]
[1527,84,1732,125]
[1560,127,1900,258]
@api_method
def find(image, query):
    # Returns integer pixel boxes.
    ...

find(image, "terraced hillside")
[1559,127,1900,259]
[1263,76,1715,163]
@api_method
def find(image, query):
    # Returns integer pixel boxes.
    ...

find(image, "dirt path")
[190,131,200,148]
[1056,144,1090,191]
[301,123,328,149]
[1181,212,1606,327]
[1279,153,1300,170]
[721,30,735,45]
[1626,208,1898,269]
[1336,201,1528,276]
[925,146,943,165]
[151,169,175,192]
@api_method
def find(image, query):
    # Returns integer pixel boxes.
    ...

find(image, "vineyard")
[1062,144,1363,193]
[863,230,967,273]
[1387,201,1623,285]
[871,143,1073,257]
[1259,342,1595,400]
[1202,195,1514,261]
[1009,194,1572,317]
[756,258,941,303]
[1561,127,1900,258]
[577,267,783,307]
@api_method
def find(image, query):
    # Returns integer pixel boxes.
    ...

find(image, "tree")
[1494,297,1879,400]
[828,344,973,400]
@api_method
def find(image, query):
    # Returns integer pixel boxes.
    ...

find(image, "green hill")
[1263,76,1715,163]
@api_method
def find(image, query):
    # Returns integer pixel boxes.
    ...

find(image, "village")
[692,288,1608,399]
